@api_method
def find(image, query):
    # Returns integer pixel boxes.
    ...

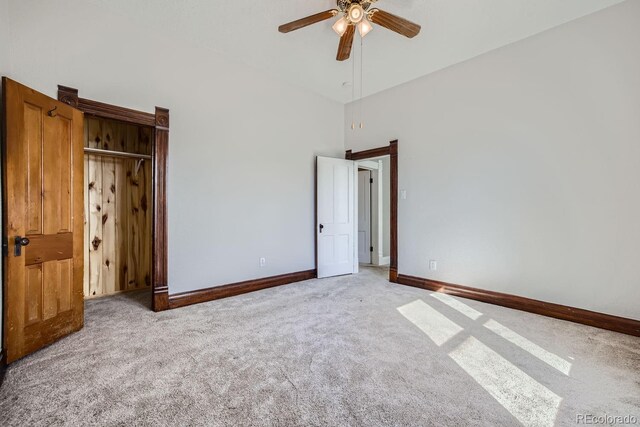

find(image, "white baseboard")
[378,256,390,266]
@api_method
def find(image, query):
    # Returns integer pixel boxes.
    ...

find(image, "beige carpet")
[1,267,638,426]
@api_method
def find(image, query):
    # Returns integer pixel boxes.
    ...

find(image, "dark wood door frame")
[345,140,398,282]
[57,85,169,311]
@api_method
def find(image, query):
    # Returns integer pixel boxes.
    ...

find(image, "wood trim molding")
[57,85,170,312]
[1,80,7,370]
[0,349,6,387]
[152,107,170,312]
[345,140,398,282]
[57,85,156,126]
[397,274,640,337]
[169,270,317,309]
[346,145,392,161]
[389,141,398,282]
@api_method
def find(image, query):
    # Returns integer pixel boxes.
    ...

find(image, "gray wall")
[346,1,640,320]
[3,0,345,295]
[0,0,9,353]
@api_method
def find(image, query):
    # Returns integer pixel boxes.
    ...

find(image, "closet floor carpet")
[1,267,639,426]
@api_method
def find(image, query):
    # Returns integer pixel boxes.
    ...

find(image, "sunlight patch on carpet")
[449,336,562,427]
[430,292,483,320]
[483,319,571,375]
[397,299,463,346]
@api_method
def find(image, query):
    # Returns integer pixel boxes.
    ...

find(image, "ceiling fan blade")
[369,9,421,38]
[336,25,355,61]
[278,9,337,33]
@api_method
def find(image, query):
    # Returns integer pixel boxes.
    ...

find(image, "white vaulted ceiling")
[88,0,625,103]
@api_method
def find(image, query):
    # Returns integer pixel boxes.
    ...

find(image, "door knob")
[14,236,30,257]
[319,224,324,233]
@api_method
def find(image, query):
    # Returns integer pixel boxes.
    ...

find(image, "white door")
[317,156,355,278]
[358,170,372,264]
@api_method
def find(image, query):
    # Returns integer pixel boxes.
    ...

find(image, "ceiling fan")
[278,0,421,61]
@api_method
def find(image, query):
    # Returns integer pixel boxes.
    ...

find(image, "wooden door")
[3,78,84,363]
[316,156,355,278]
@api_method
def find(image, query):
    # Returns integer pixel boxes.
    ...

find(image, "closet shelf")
[84,147,151,160]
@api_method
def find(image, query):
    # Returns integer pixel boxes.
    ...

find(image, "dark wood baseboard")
[153,285,170,312]
[389,268,398,283]
[397,274,640,337]
[168,270,317,309]
[0,349,6,387]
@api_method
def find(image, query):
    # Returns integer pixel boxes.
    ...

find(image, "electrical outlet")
[400,190,407,200]
[429,260,437,271]
[259,257,266,267]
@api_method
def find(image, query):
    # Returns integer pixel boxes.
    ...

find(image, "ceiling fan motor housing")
[338,0,374,16]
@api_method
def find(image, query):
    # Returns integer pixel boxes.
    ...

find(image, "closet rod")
[84,147,152,160]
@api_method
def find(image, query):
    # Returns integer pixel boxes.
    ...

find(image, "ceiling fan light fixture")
[348,4,364,24]
[358,19,373,37]
[277,2,422,61]
[332,16,349,36]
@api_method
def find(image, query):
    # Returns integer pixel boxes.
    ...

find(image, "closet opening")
[57,84,170,311]
[83,118,153,300]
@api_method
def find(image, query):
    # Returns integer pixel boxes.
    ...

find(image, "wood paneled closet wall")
[83,117,152,298]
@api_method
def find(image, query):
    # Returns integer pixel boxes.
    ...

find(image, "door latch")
[14,236,30,257]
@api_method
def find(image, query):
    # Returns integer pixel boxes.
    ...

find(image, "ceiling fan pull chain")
[360,34,364,129]
[351,41,356,131]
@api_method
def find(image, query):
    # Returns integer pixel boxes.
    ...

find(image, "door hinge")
[370,178,373,184]
[370,246,374,252]
[2,237,7,257]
